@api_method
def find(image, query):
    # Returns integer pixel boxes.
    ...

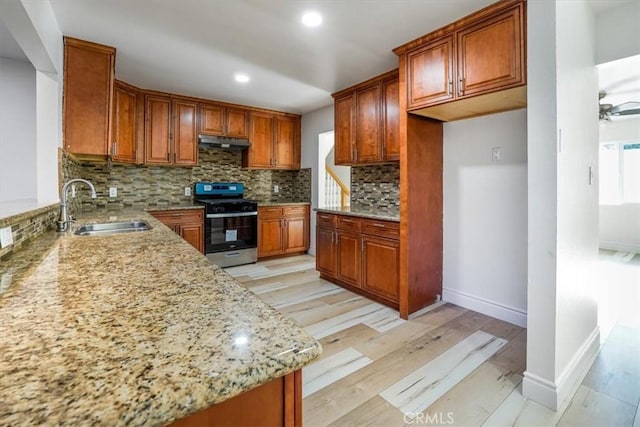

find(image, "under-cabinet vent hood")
[198,134,250,150]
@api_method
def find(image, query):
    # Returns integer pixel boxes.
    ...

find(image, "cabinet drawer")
[150,209,203,225]
[361,219,399,239]
[284,205,308,217]
[258,206,284,219]
[336,215,362,232]
[317,213,337,228]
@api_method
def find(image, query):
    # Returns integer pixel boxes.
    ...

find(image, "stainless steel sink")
[73,220,152,236]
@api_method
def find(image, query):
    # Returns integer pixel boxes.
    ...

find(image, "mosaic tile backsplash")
[350,163,400,211]
[61,149,311,212]
[0,205,58,260]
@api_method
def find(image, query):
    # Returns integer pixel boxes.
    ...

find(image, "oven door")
[205,212,257,254]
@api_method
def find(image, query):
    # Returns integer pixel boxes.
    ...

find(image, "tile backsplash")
[61,148,311,212]
[0,205,58,260]
[350,163,400,211]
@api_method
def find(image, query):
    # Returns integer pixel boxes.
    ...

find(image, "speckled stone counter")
[315,206,399,222]
[0,210,321,426]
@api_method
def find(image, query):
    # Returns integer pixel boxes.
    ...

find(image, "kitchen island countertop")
[0,210,321,426]
[315,205,399,222]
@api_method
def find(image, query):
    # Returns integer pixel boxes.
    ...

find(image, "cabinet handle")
[370,223,386,228]
[448,80,453,96]
[112,142,117,156]
[459,77,464,96]
[167,153,170,161]
[341,218,355,223]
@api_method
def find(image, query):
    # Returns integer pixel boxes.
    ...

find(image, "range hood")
[198,134,250,150]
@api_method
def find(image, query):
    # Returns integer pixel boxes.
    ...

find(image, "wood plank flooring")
[225,251,640,426]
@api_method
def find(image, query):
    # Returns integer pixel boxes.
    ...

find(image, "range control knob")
[241,205,252,212]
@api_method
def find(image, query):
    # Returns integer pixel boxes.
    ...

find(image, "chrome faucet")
[57,179,97,232]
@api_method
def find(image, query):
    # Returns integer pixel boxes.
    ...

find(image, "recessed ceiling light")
[234,73,250,83]
[302,11,322,27]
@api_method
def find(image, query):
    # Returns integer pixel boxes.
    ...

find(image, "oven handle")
[206,212,258,219]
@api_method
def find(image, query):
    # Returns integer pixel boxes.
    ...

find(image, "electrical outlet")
[492,147,502,162]
[184,186,191,197]
[273,185,279,193]
[109,187,117,198]
[0,226,13,248]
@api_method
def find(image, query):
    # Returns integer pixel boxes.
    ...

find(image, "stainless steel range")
[194,182,258,267]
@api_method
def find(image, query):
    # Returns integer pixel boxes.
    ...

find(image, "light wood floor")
[225,251,640,427]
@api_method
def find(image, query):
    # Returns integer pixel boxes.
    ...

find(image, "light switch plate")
[0,226,13,248]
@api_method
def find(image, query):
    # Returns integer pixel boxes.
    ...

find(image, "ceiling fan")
[599,90,640,120]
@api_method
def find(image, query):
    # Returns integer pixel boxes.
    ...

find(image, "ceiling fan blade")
[611,101,640,116]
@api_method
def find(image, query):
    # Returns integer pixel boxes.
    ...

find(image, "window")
[599,142,640,205]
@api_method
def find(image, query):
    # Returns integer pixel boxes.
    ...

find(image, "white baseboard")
[599,241,640,253]
[523,326,600,411]
[442,287,527,327]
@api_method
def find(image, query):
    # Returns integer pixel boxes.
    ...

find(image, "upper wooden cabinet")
[395,0,526,121]
[111,81,143,164]
[332,69,399,166]
[63,37,115,156]
[243,112,301,170]
[144,95,198,166]
[199,104,249,138]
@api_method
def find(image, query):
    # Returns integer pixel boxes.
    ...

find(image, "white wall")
[0,57,37,202]
[598,117,640,252]
[0,0,62,211]
[301,104,334,255]
[524,0,600,412]
[442,109,528,327]
[595,0,640,65]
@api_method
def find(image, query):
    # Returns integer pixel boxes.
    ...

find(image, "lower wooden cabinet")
[316,213,399,307]
[171,370,302,427]
[149,209,204,253]
[258,205,310,259]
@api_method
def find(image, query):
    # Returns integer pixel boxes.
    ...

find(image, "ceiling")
[0,19,28,61]
[49,0,496,114]
[598,54,640,116]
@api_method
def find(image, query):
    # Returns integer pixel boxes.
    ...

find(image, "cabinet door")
[336,231,361,288]
[63,38,115,155]
[200,104,225,135]
[334,94,354,165]
[355,84,382,162]
[179,222,204,253]
[407,35,455,109]
[316,227,337,278]
[284,216,308,253]
[247,112,274,168]
[144,96,172,164]
[173,100,198,165]
[382,78,400,161]
[112,83,138,163]
[456,6,524,97]
[226,109,249,138]
[362,236,399,302]
[258,218,284,257]
[274,116,299,169]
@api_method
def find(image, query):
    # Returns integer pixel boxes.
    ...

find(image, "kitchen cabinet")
[171,370,302,427]
[149,209,204,253]
[111,81,142,164]
[258,205,309,259]
[397,0,526,121]
[199,103,249,138]
[244,113,301,170]
[144,96,198,166]
[62,37,115,156]
[316,212,399,308]
[332,69,399,165]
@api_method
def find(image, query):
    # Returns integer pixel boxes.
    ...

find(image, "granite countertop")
[315,206,400,222]
[0,210,321,426]
[144,204,204,211]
